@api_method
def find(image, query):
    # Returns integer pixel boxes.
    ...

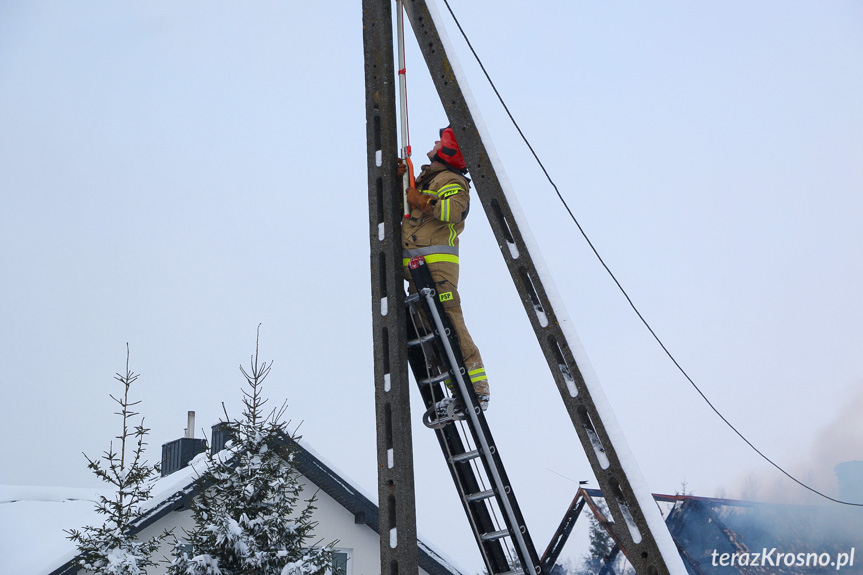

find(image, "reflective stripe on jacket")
[402,163,470,266]
[402,245,459,267]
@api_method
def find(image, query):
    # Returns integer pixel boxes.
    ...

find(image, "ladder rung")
[466,489,495,503]
[450,449,480,463]
[407,333,435,347]
[419,372,450,386]
[480,529,511,542]
[406,293,420,305]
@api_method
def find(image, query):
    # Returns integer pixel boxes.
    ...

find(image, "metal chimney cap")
[185,411,196,439]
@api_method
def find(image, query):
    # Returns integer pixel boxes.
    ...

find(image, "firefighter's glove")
[396,160,407,178]
[406,186,422,208]
[407,187,435,215]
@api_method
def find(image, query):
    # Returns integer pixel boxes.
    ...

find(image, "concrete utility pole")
[362,1,420,575]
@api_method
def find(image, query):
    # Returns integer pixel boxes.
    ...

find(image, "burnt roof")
[579,488,863,575]
[665,495,863,575]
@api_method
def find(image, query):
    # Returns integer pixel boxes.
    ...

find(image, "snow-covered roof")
[0,485,104,575]
[0,438,466,575]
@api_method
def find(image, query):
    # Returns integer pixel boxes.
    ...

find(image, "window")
[332,549,351,575]
[300,546,351,575]
[176,543,194,557]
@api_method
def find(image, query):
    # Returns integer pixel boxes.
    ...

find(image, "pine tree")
[579,502,636,575]
[168,328,334,575]
[66,345,168,575]
[580,502,613,575]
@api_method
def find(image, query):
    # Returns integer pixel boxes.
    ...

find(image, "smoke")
[721,385,863,505]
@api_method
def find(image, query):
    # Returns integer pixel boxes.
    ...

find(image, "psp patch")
[438,291,454,302]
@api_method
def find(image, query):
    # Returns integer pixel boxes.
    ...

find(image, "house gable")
[24,432,465,575]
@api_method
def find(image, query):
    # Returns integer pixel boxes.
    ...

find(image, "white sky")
[1,1,862,573]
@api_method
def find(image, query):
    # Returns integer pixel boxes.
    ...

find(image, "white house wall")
[296,474,385,575]
[133,508,196,575]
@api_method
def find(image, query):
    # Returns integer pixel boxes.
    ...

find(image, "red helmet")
[438,126,466,171]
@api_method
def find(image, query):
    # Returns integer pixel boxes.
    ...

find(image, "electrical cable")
[439,0,862,508]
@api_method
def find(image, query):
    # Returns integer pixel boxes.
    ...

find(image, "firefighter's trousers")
[405,260,489,397]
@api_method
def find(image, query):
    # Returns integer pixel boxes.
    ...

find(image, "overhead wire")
[438,0,862,508]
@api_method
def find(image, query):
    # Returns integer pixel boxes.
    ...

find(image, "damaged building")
[570,471,863,575]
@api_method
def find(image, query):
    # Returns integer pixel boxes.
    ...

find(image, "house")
[0,422,466,575]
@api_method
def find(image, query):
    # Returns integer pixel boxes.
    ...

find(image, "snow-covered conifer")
[66,345,168,575]
[579,500,633,575]
[169,328,334,575]
[585,508,612,571]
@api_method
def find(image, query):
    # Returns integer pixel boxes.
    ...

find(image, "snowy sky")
[2,1,862,573]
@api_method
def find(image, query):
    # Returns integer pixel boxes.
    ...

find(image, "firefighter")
[399,126,490,412]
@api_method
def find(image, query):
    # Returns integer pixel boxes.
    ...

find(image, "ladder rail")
[418,285,538,575]
[406,305,512,574]
[407,256,542,575]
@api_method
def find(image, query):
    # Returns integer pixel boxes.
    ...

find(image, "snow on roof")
[295,440,379,505]
[0,452,238,575]
[0,485,104,575]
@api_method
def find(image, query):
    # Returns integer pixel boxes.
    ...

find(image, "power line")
[439,0,862,508]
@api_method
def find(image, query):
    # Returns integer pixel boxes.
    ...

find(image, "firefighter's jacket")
[402,162,471,267]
